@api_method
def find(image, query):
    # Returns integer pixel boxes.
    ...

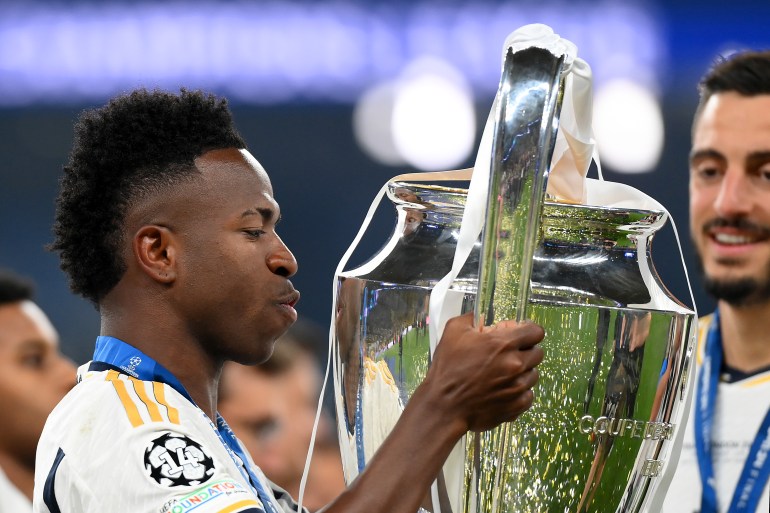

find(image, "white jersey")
[0,465,32,513]
[663,315,770,512]
[33,363,303,513]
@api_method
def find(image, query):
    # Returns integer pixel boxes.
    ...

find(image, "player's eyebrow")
[241,207,279,223]
[689,148,725,165]
[745,151,770,168]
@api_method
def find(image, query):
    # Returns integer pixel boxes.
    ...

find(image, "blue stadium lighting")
[0,1,663,105]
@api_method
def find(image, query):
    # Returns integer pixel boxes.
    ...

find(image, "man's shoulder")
[41,367,193,452]
[697,312,714,331]
[692,312,715,365]
[34,370,250,513]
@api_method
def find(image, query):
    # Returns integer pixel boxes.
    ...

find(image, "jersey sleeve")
[34,373,269,513]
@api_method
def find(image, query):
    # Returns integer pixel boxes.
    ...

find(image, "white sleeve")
[34,376,270,513]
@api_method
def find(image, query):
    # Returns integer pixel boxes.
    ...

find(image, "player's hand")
[422,312,544,434]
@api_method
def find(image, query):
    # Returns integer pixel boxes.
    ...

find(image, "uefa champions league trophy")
[332,26,695,513]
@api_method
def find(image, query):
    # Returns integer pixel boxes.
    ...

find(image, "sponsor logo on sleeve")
[158,479,256,513]
[145,432,216,487]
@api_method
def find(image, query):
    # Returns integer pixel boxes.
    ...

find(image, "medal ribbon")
[695,311,770,512]
[92,336,280,513]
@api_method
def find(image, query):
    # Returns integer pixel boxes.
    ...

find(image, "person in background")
[33,88,544,513]
[219,320,345,511]
[0,269,75,512]
[664,51,770,512]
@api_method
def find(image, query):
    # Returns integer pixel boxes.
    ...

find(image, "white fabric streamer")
[428,23,593,354]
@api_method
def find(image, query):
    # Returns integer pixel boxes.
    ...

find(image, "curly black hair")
[50,89,247,304]
[0,268,35,305]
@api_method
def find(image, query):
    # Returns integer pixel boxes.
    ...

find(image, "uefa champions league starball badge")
[144,432,216,487]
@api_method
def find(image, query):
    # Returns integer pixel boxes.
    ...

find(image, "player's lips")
[704,218,770,246]
[703,218,770,259]
[278,288,300,315]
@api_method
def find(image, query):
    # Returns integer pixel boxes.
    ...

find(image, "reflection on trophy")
[332,26,695,513]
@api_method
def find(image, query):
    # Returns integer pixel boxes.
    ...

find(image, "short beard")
[694,251,770,308]
[703,276,770,307]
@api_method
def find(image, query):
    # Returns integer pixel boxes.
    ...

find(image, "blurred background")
[1,0,768,364]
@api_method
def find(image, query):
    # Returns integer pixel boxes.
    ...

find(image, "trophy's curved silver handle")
[475,46,567,326]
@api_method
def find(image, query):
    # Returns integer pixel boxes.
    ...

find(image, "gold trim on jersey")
[695,314,713,366]
[106,370,143,427]
[216,499,262,513]
[743,371,770,388]
[128,376,163,422]
[105,370,181,427]
[153,381,181,424]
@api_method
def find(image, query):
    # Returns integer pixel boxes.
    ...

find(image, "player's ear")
[133,225,177,284]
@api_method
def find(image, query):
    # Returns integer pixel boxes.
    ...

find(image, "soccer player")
[664,51,770,512]
[33,89,544,513]
[0,269,75,512]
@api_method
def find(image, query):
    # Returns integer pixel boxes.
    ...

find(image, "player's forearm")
[323,379,465,513]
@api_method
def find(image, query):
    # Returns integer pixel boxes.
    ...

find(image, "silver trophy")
[332,39,695,513]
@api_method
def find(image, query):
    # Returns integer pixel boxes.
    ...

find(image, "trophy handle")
[475,45,567,327]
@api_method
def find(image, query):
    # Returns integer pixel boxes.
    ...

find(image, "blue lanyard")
[694,311,770,512]
[92,336,279,513]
